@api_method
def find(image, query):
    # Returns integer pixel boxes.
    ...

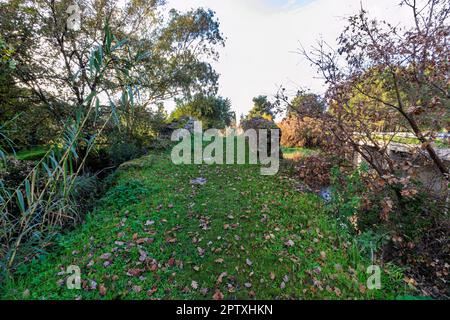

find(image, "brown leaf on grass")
[166,237,177,244]
[147,286,157,296]
[138,249,148,262]
[217,272,228,285]
[285,239,295,247]
[22,289,30,298]
[334,287,342,296]
[100,253,111,260]
[215,258,224,264]
[133,285,142,293]
[99,284,107,296]
[197,247,205,257]
[359,284,367,294]
[148,262,158,272]
[168,258,175,267]
[136,238,153,245]
[200,288,209,296]
[269,272,276,280]
[127,268,144,277]
[212,290,224,300]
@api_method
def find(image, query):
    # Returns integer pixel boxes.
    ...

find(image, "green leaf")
[16,190,26,214]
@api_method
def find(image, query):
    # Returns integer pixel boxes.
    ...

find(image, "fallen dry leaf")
[285,239,295,247]
[212,290,224,300]
[147,286,157,296]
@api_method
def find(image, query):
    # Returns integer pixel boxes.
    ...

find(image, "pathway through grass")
[2,152,405,299]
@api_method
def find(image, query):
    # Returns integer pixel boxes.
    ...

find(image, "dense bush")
[108,141,143,166]
[279,116,328,148]
[241,117,282,158]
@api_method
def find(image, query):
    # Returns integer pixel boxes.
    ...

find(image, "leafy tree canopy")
[170,94,235,129]
[247,95,275,120]
[0,0,225,138]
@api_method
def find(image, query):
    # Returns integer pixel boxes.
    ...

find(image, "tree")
[302,0,449,183]
[171,94,235,129]
[0,0,224,143]
[247,95,275,120]
[287,92,325,118]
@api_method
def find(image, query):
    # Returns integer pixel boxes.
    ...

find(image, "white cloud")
[166,0,413,117]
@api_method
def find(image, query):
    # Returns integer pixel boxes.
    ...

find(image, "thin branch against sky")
[166,0,414,116]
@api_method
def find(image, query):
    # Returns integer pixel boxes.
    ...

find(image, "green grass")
[281,147,319,159]
[1,150,407,300]
[373,136,449,149]
[15,146,48,161]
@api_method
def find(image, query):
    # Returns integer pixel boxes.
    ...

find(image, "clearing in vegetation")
[2,150,406,300]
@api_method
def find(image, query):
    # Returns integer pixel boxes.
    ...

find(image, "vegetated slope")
[2,151,405,300]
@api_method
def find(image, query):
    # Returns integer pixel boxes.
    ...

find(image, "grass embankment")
[1,150,406,300]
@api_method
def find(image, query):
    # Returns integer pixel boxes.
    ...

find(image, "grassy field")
[1,151,407,300]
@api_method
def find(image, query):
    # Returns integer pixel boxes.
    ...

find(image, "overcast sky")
[167,0,413,117]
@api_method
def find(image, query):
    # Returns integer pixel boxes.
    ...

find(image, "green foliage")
[328,164,370,230]
[0,37,15,69]
[101,179,151,208]
[171,94,235,129]
[288,93,325,118]
[0,23,142,278]
[108,140,142,166]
